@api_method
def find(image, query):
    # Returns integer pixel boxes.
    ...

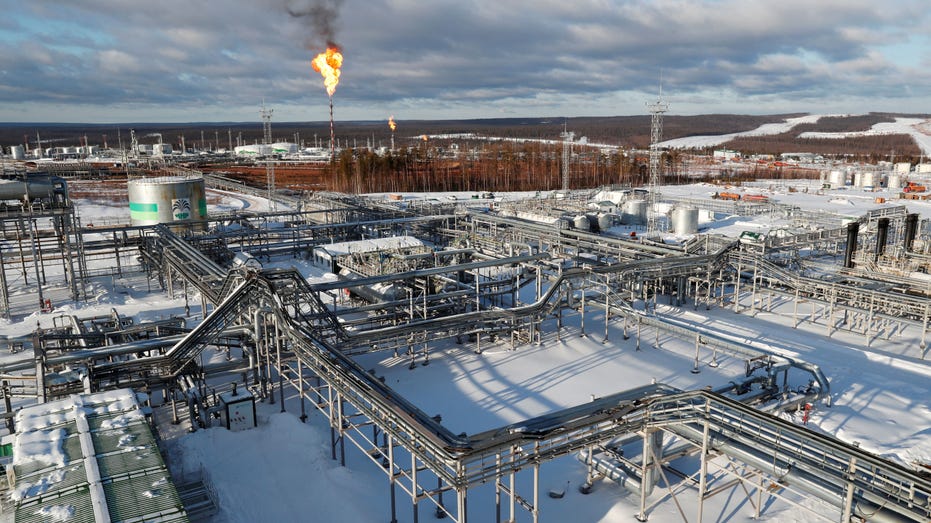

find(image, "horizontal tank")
[572,214,590,231]
[670,206,699,235]
[128,176,207,226]
[596,212,615,231]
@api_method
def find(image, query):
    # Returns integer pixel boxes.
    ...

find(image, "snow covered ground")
[798,117,931,156]
[4,180,931,522]
[658,114,931,156]
[658,114,830,149]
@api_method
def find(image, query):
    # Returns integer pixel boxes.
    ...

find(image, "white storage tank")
[670,206,699,234]
[621,199,648,225]
[887,173,902,190]
[828,170,845,187]
[271,142,298,154]
[861,171,876,190]
[895,162,912,174]
[572,214,590,231]
[234,144,272,156]
[128,176,207,226]
[918,164,931,174]
[153,143,173,156]
[853,171,863,188]
[10,145,25,160]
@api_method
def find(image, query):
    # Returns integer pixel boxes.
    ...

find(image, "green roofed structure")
[9,389,188,523]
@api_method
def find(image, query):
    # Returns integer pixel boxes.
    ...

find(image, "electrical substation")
[0,160,930,523]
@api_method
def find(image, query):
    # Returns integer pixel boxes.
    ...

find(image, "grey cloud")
[0,0,929,121]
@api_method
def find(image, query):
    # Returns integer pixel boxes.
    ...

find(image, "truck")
[714,192,741,201]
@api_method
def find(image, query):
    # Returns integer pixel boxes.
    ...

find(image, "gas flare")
[311,45,343,96]
[388,115,396,132]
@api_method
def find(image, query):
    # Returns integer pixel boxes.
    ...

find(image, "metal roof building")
[9,389,188,523]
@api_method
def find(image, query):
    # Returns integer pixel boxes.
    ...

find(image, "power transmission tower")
[646,88,668,237]
[261,102,277,212]
[561,124,575,192]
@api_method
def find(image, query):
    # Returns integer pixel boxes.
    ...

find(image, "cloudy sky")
[1,0,929,123]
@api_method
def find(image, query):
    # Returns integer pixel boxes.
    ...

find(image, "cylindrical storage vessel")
[153,143,173,156]
[10,145,25,160]
[621,199,648,225]
[128,176,207,227]
[861,171,875,190]
[670,206,699,234]
[829,170,845,187]
[887,173,902,190]
[271,142,298,154]
[573,214,590,231]
[853,171,863,188]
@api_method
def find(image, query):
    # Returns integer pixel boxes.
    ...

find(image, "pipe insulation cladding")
[0,175,68,204]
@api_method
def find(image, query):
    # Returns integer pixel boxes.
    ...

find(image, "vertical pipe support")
[696,398,711,523]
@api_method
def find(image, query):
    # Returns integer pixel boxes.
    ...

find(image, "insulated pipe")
[0,176,67,203]
[578,431,665,498]
[667,422,917,523]
[581,452,650,497]
[252,307,272,386]
[843,221,859,268]
[905,213,919,252]
[875,218,890,261]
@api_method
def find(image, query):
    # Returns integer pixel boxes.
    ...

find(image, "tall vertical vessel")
[128,176,207,226]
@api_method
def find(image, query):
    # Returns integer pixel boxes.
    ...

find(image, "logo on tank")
[172,198,191,220]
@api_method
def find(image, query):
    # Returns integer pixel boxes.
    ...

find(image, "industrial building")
[0,159,928,523]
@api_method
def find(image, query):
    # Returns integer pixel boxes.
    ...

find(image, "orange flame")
[311,46,343,97]
[388,115,396,132]
[421,134,428,142]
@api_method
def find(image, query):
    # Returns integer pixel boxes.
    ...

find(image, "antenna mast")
[646,80,668,237]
